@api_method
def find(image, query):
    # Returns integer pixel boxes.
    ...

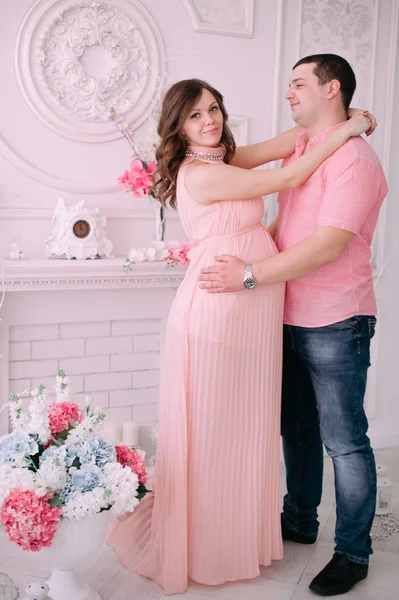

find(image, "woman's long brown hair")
[152,79,236,209]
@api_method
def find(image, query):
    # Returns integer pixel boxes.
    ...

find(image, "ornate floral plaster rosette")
[15,0,165,142]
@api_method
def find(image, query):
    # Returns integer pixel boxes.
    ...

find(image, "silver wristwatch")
[242,264,257,290]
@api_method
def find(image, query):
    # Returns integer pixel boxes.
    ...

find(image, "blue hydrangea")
[40,445,68,467]
[66,439,116,469]
[60,464,103,501]
[90,439,116,468]
[0,431,39,467]
[63,445,80,468]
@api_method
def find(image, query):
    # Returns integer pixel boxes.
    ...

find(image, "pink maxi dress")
[107,147,285,594]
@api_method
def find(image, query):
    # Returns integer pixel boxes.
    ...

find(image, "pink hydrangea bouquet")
[0,369,149,552]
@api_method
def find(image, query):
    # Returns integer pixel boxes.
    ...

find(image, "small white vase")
[37,510,112,600]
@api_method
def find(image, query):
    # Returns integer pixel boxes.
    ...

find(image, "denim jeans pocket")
[368,317,377,339]
[325,317,358,330]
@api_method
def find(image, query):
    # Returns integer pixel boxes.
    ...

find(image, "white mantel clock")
[44,198,113,260]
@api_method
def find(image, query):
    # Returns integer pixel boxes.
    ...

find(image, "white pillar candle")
[102,423,122,445]
[122,421,139,446]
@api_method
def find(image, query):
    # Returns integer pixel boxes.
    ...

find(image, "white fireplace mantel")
[2,258,186,291]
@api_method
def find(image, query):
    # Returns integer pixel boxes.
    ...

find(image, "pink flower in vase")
[1,489,62,551]
[118,159,156,198]
[48,401,82,436]
[115,445,148,486]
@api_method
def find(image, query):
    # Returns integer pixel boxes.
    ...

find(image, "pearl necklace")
[185,149,225,161]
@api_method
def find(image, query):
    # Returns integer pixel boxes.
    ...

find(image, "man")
[198,54,388,596]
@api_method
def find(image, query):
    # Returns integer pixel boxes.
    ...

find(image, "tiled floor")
[1,448,399,600]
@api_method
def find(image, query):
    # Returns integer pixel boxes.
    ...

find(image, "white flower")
[54,375,71,402]
[102,462,139,515]
[145,246,157,261]
[128,248,137,261]
[12,452,28,468]
[128,248,145,263]
[36,456,67,492]
[26,388,51,444]
[156,248,169,261]
[66,413,105,444]
[62,487,108,520]
[8,393,28,430]
[135,249,146,262]
[149,241,169,261]
[0,465,36,505]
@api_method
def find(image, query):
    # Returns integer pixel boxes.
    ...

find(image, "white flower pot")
[37,510,112,600]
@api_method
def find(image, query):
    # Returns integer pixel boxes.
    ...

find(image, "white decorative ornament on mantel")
[15,0,165,143]
[182,0,254,38]
[44,198,113,260]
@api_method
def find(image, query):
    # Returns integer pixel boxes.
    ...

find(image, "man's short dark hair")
[293,54,356,111]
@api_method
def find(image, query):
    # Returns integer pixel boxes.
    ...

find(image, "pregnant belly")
[188,226,278,268]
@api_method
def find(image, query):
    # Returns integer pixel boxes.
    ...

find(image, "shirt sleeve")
[317,157,382,234]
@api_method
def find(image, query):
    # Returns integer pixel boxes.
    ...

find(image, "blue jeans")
[281,316,377,565]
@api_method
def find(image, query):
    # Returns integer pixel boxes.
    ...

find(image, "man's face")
[285,63,330,127]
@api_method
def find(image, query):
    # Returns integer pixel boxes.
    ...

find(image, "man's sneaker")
[281,514,317,545]
[309,553,368,596]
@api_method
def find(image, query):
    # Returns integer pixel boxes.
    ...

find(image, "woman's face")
[180,88,224,148]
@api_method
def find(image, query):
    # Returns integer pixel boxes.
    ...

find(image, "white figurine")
[22,581,52,600]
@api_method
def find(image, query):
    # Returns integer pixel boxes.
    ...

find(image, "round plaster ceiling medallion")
[15,0,165,142]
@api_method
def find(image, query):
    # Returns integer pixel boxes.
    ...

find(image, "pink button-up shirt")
[276,124,388,328]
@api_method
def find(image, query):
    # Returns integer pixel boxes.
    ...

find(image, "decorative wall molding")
[365,0,398,420]
[0,112,248,206]
[229,115,249,145]
[262,0,284,225]
[0,207,180,221]
[182,0,254,38]
[373,0,398,270]
[0,134,120,193]
[300,0,375,108]
[15,0,165,143]
[3,259,186,291]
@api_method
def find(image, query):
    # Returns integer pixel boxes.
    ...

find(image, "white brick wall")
[60,322,111,339]
[10,324,59,342]
[134,335,160,353]
[86,336,132,356]
[8,319,162,434]
[109,387,158,407]
[32,339,85,360]
[110,352,160,372]
[9,342,31,361]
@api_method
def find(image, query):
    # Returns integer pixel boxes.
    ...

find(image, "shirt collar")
[295,121,347,156]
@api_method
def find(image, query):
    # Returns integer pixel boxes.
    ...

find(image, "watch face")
[73,219,91,239]
[244,278,256,290]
